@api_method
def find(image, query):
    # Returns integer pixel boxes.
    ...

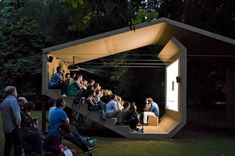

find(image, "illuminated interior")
[166,58,179,112]
[42,18,187,139]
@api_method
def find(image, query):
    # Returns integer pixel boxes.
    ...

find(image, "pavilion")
[42,17,235,139]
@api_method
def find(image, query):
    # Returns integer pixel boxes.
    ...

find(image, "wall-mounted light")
[176,76,181,83]
[47,56,53,63]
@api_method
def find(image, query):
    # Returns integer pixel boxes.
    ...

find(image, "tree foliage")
[159,0,235,39]
[0,0,234,98]
[0,2,47,95]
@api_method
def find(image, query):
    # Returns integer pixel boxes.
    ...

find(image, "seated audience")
[76,74,86,90]
[95,89,106,119]
[61,72,75,95]
[66,75,82,97]
[44,97,94,155]
[93,83,101,92]
[142,97,160,125]
[80,79,89,97]
[86,79,95,97]
[101,89,112,103]
[122,101,139,133]
[49,66,64,89]
[116,96,124,111]
[105,94,122,125]
[86,90,99,111]
[60,123,96,153]
[82,80,88,89]
[95,89,106,111]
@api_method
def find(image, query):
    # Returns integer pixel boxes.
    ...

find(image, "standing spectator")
[0,86,23,156]
[142,97,160,125]
[48,98,56,121]
[21,101,43,155]
[18,96,28,110]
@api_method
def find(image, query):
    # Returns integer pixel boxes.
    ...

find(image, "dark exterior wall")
[226,67,235,132]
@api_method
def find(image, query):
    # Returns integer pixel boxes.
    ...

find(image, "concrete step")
[64,97,130,137]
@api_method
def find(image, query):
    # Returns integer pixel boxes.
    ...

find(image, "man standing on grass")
[0,86,23,156]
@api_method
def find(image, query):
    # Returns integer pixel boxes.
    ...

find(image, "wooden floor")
[141,116,179,134]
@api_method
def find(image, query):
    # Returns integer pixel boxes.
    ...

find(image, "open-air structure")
[42,18,235,139]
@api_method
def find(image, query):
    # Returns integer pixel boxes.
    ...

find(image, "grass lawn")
[66,137,235,156]
[1,111,235,156]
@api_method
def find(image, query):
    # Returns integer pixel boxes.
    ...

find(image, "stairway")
[64,97,131,138]
[46,94,177,139]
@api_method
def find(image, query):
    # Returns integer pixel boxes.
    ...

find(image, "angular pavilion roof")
[43,17,235,65]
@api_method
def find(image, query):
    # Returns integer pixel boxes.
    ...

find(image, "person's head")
[146,98,153,104]
[56,66,62,73]
[116,96,122,103]
[23,101,35,112]
[88,90,96,97]
[94,83,101,90]
[48,98,56,107]
[102,89,109,96]
[18,97,27,103]
[110,94,116,100]
[129,102,137,111]
[82,80,88,86]
[74,75,79,81]
[56,97,66,108]
[77,74,83,81]
[65,73,70,79]
[5,86,17,97]
[18,96,28,109]
[131,101,137,110]
[70,72,75,79]
[89,79,95,85]
[96,89,103,96]
[123,101,130,109]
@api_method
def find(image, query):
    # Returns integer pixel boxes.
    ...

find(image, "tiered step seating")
[64,97,130,138]
[63,97,180,139]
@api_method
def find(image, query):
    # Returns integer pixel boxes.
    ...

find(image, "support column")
[226,67,235,132]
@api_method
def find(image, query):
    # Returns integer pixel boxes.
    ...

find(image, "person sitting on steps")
[122,101,139,133]
[49,66,64,89]
[105,94,122,125]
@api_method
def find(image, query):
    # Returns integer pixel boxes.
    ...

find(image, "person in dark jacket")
[21,101,43,155]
